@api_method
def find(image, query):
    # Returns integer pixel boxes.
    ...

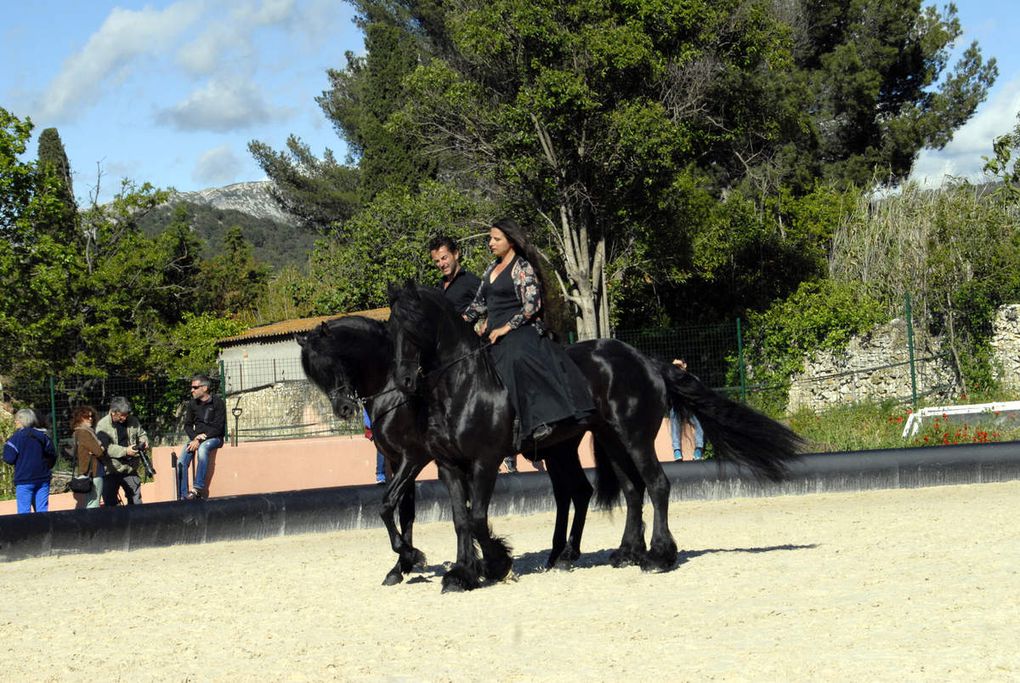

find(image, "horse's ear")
[295,333,307,347]
[403,279,421,301]
[387,282,403,304]
[319,321,332,337]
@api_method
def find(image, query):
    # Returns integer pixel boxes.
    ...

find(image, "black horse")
[388,282,804,591]
[298,316,431,586]
[298,315,594,586]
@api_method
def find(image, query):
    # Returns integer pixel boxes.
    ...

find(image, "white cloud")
[156,79,288,131]
[192,144,244,186]
[233,0,297,27]
[37,1,205,122]
[911,76,1020,187]
[177,26,236,76]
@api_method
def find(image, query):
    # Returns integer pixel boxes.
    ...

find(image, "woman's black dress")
[477,256,594,444]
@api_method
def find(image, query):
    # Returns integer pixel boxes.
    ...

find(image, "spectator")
[178,374,226,501]
[95,397,149,505]
[70,405,104,509]
[670,359,704,461]
[363,411,386,485]
[3,408,57,513]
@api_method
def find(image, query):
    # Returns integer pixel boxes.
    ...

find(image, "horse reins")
[337,341,491,423]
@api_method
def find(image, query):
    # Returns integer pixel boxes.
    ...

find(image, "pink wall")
[0,419,683,515]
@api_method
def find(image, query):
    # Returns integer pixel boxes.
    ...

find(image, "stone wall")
[219,380,356,442]
[991,304,1020,392]
[786,318,956,412]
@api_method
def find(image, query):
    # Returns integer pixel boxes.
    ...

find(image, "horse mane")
[300,315,392,392]
[391,284,479,354]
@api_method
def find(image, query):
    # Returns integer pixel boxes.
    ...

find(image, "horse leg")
[436,463,482,592]
[543,444,591,570]
[596,433,648,568]
[396,484,420,573]
[468,461,513,584]
[379,458,427,586]
[544,452,572,569]
[631,443,677,572]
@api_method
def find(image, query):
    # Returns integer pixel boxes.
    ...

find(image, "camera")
[134,441,156,478]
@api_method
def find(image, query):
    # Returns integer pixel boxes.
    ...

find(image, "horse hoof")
[382,571,404,586]
[641,541,679,572]
[609,548,642,568]
[400,549,427,574]
[483,556,513,582]
[442,565,481,592]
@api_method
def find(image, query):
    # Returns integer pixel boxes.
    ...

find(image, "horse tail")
[591,435,621,508]
[664,364,804,482]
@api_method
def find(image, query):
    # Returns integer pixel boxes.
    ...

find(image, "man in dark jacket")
[3,408,56,513]
[178,374,226,500]
[429,235,481,315]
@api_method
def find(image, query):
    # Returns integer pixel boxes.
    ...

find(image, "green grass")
[787,393,1020,453]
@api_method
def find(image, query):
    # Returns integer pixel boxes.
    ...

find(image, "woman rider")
[464,217,594,448]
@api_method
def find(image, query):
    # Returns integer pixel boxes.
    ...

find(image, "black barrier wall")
[1,441,1019,562]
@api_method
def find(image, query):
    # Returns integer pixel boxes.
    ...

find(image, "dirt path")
[2,481,1018,681]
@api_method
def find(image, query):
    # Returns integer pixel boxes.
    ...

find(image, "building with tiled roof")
[216,307,389,393]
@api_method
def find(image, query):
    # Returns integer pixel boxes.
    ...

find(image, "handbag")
[69,475,93,494]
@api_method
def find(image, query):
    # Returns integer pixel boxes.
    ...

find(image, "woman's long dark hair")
[491,217,548,296]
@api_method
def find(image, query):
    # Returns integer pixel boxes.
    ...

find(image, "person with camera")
[95,396,149,506]
[178,374,226,501]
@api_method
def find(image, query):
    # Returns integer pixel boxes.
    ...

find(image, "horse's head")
[299,319,385,420]
[387,280,438,395]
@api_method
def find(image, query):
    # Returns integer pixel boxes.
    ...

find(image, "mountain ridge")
[167,180,299,226]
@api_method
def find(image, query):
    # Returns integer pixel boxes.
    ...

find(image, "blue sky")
[1,1,1017,204]
[1,0,361,203]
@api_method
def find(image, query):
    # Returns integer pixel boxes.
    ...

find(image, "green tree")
[35,127,77,240]
[336,1,994,337]
[983,111,1020,201]
[376,0,798,338]
[247,136,360,231]
[740,279,888,412]
[317,12,437,203]
[200,225,271,320]
[762,0,997,191]
[249,8,439,233]
[306,180,492,313]
[0,110,84,383]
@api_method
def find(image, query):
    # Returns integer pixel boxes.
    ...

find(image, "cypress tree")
[36,127,77,239]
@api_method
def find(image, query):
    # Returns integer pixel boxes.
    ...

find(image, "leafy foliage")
[248,136,360,231]
[305,180,494,313]
[830,182,1020,392]
[740,279,887,411]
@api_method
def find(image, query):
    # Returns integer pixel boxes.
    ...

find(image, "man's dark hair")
[428,235,459,253]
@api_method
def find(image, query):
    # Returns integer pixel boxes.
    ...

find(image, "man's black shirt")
[184,394,226,440]
[442,268,481,315]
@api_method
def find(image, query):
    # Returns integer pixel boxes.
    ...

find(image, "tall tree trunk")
[554,207,607,340]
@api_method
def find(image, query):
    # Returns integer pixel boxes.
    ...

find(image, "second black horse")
[387,283,804,591]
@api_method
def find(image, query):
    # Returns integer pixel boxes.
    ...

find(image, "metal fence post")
[736,318,747,402]
[905,293,918,407]
[220,359,229,445]
[48,376,58,448]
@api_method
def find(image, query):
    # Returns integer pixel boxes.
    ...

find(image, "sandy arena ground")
[2,480,1018,682]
